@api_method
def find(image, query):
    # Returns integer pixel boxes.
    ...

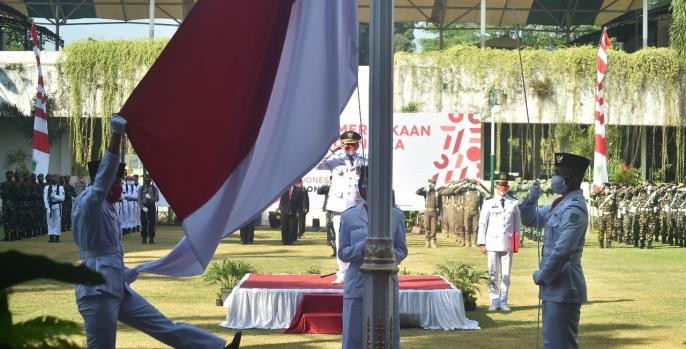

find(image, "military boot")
[55,235,60,243]
[430,239,437,248]
[647,241,653,249]
[599,240,604,249]
[49,235,54,243]
[606,240,612,248]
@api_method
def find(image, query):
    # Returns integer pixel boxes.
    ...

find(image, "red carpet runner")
[241,274,452,290]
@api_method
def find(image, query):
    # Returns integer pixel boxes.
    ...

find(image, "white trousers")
[487,251,512,305]
[47,206,61,236]
[125,201,136,228]
[77,289,226,349]
[332,213,349,281]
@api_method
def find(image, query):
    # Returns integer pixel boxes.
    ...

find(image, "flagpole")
[362,0,396,347]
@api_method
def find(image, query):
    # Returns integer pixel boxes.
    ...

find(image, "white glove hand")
[145,194,151,199]
[528,181,541,203]
[142,207,148,213]
[110,113,127,134]
[124,267,139,284]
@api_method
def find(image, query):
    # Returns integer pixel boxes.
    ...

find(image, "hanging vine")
[57,39,169,166]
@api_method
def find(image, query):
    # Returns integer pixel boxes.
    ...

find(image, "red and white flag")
[30,23,49,175]
[593,28,611,193]
[120,0,358,276]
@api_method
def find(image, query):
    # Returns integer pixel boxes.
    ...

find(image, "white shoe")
[332,278,344,285]
[488,301,499,311]
[500,304,511,312]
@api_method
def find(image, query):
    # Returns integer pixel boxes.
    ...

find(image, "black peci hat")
[554,153,591,173]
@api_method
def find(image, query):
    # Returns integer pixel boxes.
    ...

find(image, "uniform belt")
[80,246,122,259]
[127,199,138,201]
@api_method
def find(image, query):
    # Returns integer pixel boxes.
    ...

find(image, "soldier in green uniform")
[595,185,616,248]
[416,178,440,248]
[62,175,77,232]
[453,182,467,247]
[438,185,452,241]
[463,179,484,248]
[1,171,13,241]
[623,187,638,247]
[36,173,47,235]
[676,185,686,247]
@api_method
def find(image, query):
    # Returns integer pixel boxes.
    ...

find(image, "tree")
[358,22,416,65]
[671,0,686,59]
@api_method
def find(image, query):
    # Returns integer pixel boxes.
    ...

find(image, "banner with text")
[298,112,481,211]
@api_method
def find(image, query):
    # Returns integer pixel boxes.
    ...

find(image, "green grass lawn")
[2,225,685,348]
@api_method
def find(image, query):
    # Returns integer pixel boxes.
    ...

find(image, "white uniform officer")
[44,174,65,242]
[477,173,520,312]
[316,130,367,284]
[519,152,590,349]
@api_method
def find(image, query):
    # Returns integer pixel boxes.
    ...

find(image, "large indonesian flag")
[30,23,49,175]
[593,28,611,193]
[120,0,358,276]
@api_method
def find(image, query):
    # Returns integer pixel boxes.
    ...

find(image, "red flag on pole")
[30,23,49,175]
[120,0,359,276]
[593,28,611,193]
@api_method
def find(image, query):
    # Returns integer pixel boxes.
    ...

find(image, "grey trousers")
[542,301,581,349]
[77,288,226,349]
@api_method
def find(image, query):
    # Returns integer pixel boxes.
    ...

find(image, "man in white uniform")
[44,174,65,243]
[316,131,367,284]
[477,173,521,312]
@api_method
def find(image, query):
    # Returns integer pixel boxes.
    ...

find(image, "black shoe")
[225,331,242,349]
[55,236,60,243]
[149,238,154,244]
[142,239,147,244]
[49,235,55,243]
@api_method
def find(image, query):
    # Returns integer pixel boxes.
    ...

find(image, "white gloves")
[110,113,127,134]
[145,194,151,199]
[142,207,148,213]
[528,181,541,203]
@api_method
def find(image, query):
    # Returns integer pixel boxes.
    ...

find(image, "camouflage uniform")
[595,190,616,248]
[623,189,638,247]
[452,185,466,247]
[1,173,13,241]
[416,182,440,247]
[61,177,76,232]
[463,185,482,247]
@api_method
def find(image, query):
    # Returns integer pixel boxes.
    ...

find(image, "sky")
[35,19,180,50]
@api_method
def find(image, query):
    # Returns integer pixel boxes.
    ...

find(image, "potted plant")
[434,261,488,311]
[203,258,256,306]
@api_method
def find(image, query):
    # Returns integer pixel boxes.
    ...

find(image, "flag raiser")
[31,23,49,175]
[120,0,358,276]
[593,28,611,193]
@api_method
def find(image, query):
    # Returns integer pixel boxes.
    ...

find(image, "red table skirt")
[284,293,343,334]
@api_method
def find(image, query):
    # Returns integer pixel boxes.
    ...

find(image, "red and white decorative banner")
[593,28,611,193]
[30,23,49,175]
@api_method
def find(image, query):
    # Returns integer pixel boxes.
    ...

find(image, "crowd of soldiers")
[592,183,686,249]
[435,179,489,247]
[0,170,81,241]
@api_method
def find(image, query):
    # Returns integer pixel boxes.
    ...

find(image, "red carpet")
[241,274,452,290]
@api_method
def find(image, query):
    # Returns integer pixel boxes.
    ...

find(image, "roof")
[0,0,644,26]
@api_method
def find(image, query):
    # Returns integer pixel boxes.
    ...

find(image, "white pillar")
[642,0,648,48]
[641,127,647,180]
[480,0,486,48]
[149,0,156,39]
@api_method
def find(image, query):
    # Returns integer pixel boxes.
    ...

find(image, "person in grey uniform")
[519,152,590,349]
[72,114,241,349]
[338,166,407,349]
[477,173,520,312]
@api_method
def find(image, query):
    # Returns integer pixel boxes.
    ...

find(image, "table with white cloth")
[219,273,480,331]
